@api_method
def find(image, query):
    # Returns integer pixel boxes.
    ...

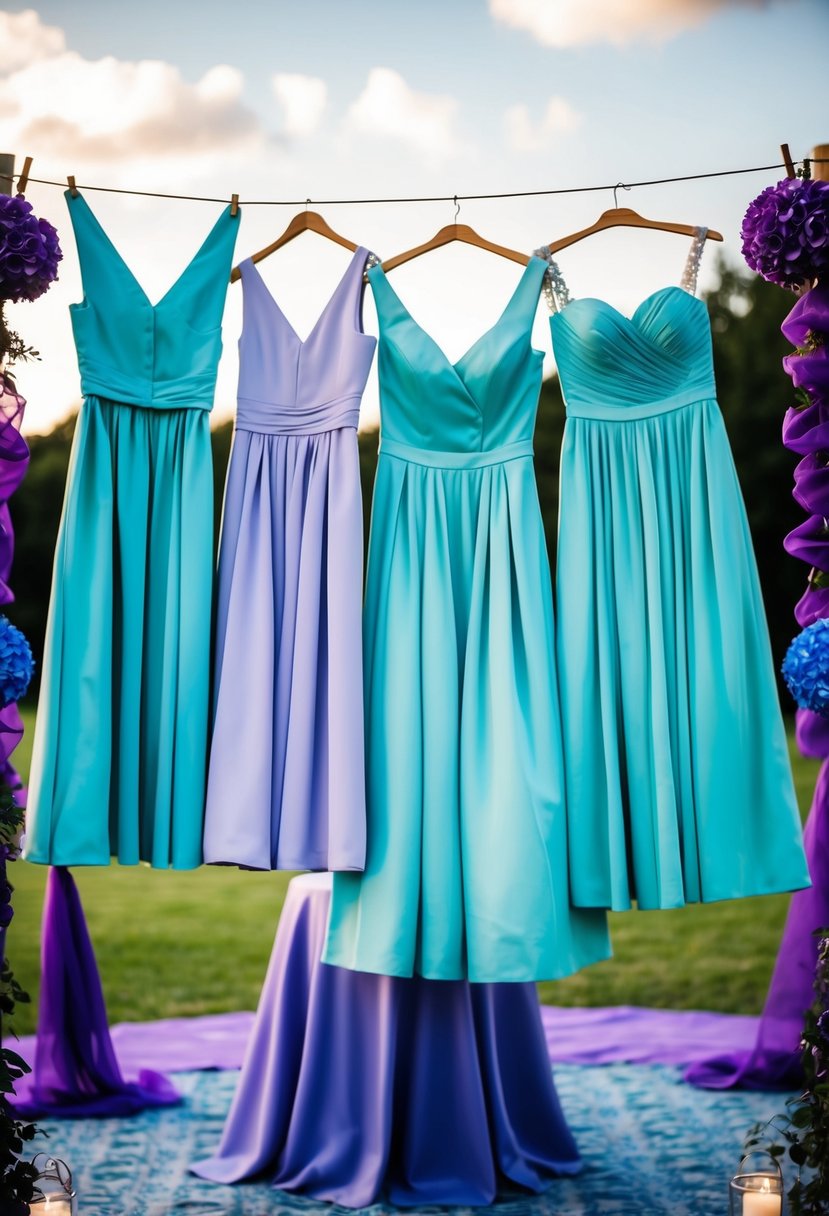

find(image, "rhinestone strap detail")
[679,226,708,296]
[534,245,571,314]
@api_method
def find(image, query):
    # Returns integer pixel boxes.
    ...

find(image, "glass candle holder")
[729,1151,784,1216]
[27,1154,76,1215]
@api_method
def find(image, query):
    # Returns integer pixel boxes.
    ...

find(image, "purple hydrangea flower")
[741,178,829,288]
[0,615,33,707]
[782,618,829,715]
[0,193,62,303]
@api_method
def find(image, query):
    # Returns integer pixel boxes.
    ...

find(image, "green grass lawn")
[6,704,821,1035]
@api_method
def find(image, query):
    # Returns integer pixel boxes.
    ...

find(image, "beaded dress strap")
[534,245,571,314]
[679,227,708,296]
[362,251,381,282]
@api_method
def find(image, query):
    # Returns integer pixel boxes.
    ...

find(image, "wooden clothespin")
[780,143,796,179]
[16,156,32,195]
[230,193,239,217]
[67,175,78,198]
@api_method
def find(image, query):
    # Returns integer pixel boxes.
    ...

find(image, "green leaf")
[789,1142,808,1166]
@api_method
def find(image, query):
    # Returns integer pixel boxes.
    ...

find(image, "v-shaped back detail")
[66,191,240,411]
[236,247,376,436]
[241,246,370,347]
[70,191,235,310]
[368,256,547,457]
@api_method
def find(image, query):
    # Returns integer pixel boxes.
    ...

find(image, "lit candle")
[28,1195,72,1214]
[742,1176,782,1216]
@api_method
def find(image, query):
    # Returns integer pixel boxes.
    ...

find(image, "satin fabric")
[12,867,181,1119]
[686,750,829,1091]
[25,192,239,868]
[324,257,610,982]
[551,283,809,910]
[192,874,581,1207]
[203,252,374,870]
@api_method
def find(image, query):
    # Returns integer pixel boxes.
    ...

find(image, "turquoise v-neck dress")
[546,233,809,911]
[323,257,610,982]
[25,191,239,869]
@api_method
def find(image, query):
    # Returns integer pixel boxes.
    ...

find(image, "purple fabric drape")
[0,375,29,794]
[0,374,27,966]
[685,753,829,1089]
[687,281,829,1092]
[10,867,180,1118]
[192,873,580,1208]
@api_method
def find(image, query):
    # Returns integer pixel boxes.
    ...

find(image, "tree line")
[9,258,804,706]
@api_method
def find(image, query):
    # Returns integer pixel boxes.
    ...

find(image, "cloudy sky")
[1,0,828,433]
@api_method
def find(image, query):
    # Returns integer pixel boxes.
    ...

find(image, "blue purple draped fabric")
[11,867,181,1118]
[687,283,829,1091]
[0,376,29,785]
[192,874,581,1207]
[0,373,28,967]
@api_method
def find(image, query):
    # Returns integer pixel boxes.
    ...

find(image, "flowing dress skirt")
[324,448,610,982]
[26,395,212,868]
[556,397,809,910]
[203,426,365,871]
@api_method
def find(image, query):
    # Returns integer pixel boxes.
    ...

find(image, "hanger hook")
[305,197,311,212]
[612,181,630,209]
[453,194,460,222]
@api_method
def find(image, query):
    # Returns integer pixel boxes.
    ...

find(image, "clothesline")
[11,158,817,206]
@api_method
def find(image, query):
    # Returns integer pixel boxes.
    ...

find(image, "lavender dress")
[203,249,376,871]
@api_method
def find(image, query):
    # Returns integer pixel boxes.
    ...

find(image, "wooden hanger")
[381,198,529,273]
[231,207,358,283]
[545,183,723,254]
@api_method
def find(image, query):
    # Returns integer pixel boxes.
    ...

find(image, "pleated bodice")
[552,287,716,419]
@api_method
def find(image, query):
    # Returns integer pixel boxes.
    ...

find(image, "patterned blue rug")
[37,1065,787,1215]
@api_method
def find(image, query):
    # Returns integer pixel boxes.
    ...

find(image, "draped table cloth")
[192,872,581,1208]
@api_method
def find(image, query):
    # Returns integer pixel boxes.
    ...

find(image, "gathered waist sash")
[565,383,716,422]
[79,360,216,411]
[235,394,361,436]
[379,436,534,470]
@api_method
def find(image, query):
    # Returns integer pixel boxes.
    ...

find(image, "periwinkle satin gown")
[324,256,610,982]
[203,250,375,871]
[25,191,239,869]
[547,233,809,911]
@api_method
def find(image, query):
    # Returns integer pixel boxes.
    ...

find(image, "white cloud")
[272,73,327,138]
[344,68,460,165]
[504,97,581,152]
[0,9,65,73]
[489,0,767,47]
[0,11,263,165]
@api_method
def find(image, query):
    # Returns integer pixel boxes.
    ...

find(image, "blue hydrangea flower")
[0,615,33,707]
[782,618,829,715]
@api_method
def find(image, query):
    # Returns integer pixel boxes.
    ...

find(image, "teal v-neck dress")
[323,257,610,982]
[546,234,809,911]
[25,192,239,869]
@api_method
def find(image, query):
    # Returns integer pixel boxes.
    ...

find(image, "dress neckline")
[368,255,547,374]
[553,285,706,325]
[242,246,369,347]
[66,190,237,311]
[538,227,709,319]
